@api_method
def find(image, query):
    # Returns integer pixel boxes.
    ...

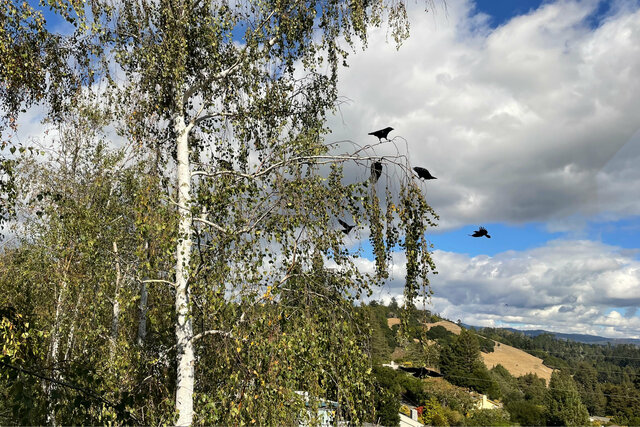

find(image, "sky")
[325,0,640,338]
[10,0,640,339]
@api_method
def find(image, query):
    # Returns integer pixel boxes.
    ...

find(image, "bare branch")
[192,329,234,341]
[138,278,175,288]
[193,216,227,234]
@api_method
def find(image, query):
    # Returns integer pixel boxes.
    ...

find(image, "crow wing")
[371,162,383,183]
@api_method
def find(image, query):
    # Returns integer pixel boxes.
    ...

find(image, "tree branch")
[192,216,227,233]
[138,278,175,287]
[182,8,279,105]
[0,360,140,424]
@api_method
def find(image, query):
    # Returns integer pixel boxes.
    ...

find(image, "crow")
[470,226,491,238]
[370,161,383,184]
[368,127,393,142]
[338,219,355,235]
[413,167,437,180]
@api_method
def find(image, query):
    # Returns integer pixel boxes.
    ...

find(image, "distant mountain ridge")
[464,324,640,346]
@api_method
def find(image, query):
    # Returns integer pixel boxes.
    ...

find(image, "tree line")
[364,301,637,426]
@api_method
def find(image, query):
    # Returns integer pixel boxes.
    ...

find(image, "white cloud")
[328,0,640,230]
[369,239,640,338]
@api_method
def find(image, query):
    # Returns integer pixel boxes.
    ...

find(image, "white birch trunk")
[45,280,66,426]
[137,284,148,346]
[174,115,195,426]
[137,241,149,346]
[63,290,83,364]
[110,241,121,361]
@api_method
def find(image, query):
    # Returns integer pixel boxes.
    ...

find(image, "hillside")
[463,324,640,346]
[503,328,640,346]
[424,320,462,335]
[482,341,553,383]
[423,319,553,383]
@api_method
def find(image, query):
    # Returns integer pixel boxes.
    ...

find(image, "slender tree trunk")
[174,115,195,426]
[45,279,67,426]
[137,281,148,346]
[138,241,151,346]
[110,241,121,361]
[63,290,83,364]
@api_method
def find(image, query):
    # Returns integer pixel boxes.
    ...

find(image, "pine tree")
[545,370,590,426]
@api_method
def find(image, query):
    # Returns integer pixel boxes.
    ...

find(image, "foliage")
[422,378,476,414]
[440,330,499,397]
[517,373,547,405]
[363,303,398,363]
[463,408,512,426]
[573,362,606,416]
[545,370,589,426]
[505,400,545,426]
[420,396,450,426]
[477,335,495,353]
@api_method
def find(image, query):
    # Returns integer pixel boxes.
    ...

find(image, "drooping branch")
[0,360,141,425]
[181,8,280,106]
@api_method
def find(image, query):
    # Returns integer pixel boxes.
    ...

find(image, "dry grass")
[424,320,462,334]
[424,320,553,384]
[482,341,553,384]
[387,317,401,328]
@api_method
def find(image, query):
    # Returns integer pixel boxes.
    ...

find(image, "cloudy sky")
[328,0,640,338]
[10,0,640,339]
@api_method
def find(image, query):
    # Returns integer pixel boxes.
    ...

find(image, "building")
[473,394,501,410]
[399,408,423,427]
[296,391,339,427]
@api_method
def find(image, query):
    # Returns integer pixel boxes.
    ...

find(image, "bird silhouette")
[368,127,393,142]
[413,167,437,180]
[370,161,383,184]
[470,226,491,238]
[338,219,355,235]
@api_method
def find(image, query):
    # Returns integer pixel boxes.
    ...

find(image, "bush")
[505,400,545,426]
[464,409,512,426]
[420,397,449,426]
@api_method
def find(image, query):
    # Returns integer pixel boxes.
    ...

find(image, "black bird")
[368,127,394,142]
[470,226,491,238]
[338,219,355,235]
[413,167,437,180]
[370,161,383,184]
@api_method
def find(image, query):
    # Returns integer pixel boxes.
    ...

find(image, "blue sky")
[17,0,640,338]
[328,0,640,338]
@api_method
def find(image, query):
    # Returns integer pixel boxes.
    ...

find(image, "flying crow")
[338,219,355,235]
[470,226,491,238]
[368,127,393,142]
[413,167,437,180]
[370,161,383,184]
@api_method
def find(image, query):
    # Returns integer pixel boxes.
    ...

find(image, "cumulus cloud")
[328,0,640,230]
[369,239,640,338]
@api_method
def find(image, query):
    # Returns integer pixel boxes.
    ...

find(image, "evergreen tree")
[440,330,498,397]
[573,362,606,415]
[545,370,589,426]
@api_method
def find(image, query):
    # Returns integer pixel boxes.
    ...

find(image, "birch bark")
[174,115,195,426]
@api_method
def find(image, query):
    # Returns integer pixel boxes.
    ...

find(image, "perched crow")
[338,219,355,235]
[470,226,491,238]
[370,161,383,184]
[368,127,394,142]
[413,167,437,180]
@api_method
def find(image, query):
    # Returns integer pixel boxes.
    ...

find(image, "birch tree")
[3,0,440,424]
[102,1,439,424]
[0,101,174,424]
